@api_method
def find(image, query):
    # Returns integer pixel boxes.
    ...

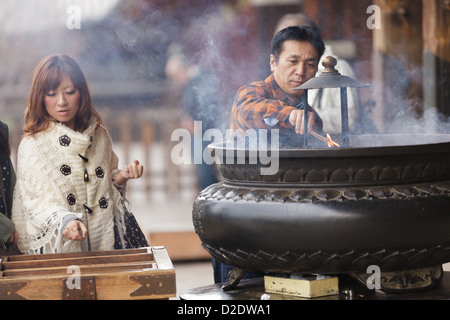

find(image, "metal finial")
[322,56,340,75]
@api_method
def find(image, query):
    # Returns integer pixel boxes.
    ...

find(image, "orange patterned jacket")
[230,74,322,132]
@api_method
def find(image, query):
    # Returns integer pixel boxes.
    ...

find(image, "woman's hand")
[114,160,144,187]
[63,220,88,241]
[7,228,18,245]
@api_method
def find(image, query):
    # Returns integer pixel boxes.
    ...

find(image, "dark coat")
[0,121,16,244]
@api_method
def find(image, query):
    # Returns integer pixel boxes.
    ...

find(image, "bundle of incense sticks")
[309,131,340,147]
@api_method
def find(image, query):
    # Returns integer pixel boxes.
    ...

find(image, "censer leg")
[221,267,246,291]
[351,265,443,293]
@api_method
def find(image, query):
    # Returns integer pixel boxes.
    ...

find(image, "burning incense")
[309,131,341,148]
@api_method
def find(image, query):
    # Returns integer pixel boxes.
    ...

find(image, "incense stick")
[309,131,328,144]
[309,131,340,147]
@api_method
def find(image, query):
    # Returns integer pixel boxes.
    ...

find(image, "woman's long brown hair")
[24,54,103,135]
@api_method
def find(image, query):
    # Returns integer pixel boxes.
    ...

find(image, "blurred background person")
[165,43,220,192]
[0,120,19,254]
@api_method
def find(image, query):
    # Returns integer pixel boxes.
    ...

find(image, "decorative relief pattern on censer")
[220,162,450,185]
[198,180,450,203]
[200,243,450,280]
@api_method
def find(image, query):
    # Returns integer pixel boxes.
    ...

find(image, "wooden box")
[0,246,176,300]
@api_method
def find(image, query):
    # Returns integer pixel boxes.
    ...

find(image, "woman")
[12,54,148,254]
[0,121,19,251]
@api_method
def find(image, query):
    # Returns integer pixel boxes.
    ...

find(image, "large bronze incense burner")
[192,57,450,293]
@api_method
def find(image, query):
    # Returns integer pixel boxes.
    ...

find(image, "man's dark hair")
[271,25,325,63]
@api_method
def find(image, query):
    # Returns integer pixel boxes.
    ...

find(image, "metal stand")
[294,56,370,148]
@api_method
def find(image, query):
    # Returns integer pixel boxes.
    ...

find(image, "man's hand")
[289,109,323,134]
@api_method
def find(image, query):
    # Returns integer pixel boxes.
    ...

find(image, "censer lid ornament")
[294,56,370,90]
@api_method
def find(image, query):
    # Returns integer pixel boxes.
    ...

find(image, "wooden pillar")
[119,113,131,166]
[141,121,155,197]
[372,0,423,132]
[423,0,450,116]
[250,1,302,79]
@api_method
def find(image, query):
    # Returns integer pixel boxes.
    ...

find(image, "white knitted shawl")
[12,118,126,254]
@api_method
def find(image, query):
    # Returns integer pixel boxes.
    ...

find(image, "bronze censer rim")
[211,133,450,159]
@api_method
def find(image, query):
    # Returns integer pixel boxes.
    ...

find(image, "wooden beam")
[423,0,450,116]
[372,0,423,131]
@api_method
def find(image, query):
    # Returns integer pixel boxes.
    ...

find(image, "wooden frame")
[0,246,176,300]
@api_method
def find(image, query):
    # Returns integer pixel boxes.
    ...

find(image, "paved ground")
[123,174,215,300]
[172,260,214,300]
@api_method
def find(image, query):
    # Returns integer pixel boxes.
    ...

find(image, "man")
[165,43,220,190]
[230,25,325,145]
[214,25,326,284]
[274,14,361,134]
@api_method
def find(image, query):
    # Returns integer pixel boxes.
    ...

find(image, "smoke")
[368,52,450,139]
[0,0,120,35]
[385,100,449,135]
[1,0,447,150]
